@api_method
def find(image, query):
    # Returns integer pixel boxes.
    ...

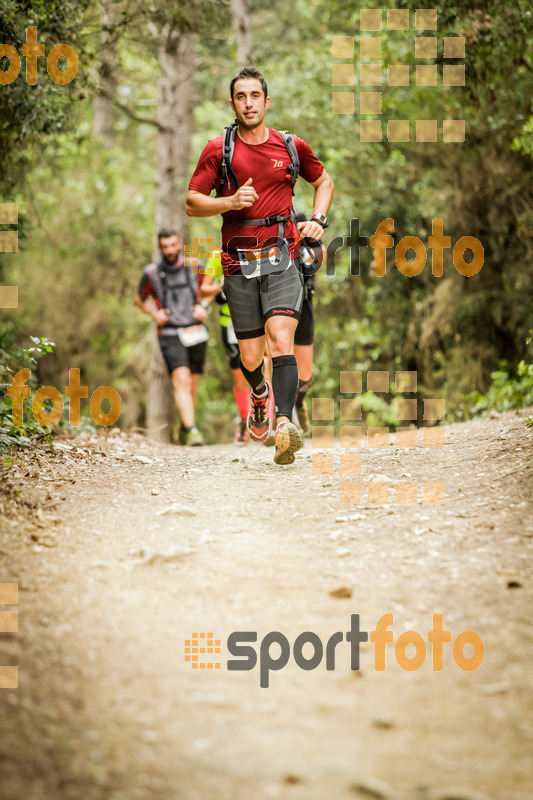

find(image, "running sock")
[233,388,249,419]
[272,354,299,420]
[296,376,313,408]
[239,358,268,398]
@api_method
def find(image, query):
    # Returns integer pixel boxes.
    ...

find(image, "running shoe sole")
[274,423,303,465]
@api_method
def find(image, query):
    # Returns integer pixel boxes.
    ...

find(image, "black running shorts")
[294,297,314,346]
[159,335,206,375]
[221,325,241,370]
[223,261,304,340]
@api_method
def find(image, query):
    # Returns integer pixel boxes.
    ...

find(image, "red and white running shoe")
[246,384,272,441]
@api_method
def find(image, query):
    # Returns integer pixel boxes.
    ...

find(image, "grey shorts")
[223,261,304,339]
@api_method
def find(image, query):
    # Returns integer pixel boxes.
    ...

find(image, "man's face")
[159,235,182,265]
[230,78,270,129]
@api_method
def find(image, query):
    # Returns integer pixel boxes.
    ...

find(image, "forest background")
[1,0,532,445]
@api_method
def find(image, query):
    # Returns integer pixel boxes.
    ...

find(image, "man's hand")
[297,220,325,242]
[153,308,171,326]
[230,177,258,210]
[193,304,208,322]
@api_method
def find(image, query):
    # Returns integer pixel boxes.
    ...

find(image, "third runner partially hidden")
[186,66,334,465]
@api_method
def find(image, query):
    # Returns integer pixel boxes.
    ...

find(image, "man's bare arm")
[296,170,334,242]
[134,294,170,326]
[186,177,259,218]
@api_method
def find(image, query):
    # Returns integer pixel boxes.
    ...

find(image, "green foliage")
[0,325,57,448]
[0,0,92,197]
[464,360,533,416]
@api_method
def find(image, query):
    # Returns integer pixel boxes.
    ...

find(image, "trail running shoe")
[247,385,271,441]
[184,427,204,446]
[295,402,310,436]
[274,421,303,465]
[235,418,250,445]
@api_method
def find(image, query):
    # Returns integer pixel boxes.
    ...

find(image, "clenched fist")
[230,177,259,210]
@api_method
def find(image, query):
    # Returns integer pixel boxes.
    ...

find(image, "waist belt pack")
[222,215,293,278]
[177,324,209,347]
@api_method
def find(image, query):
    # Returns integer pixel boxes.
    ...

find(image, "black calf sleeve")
[239,357,267,397]
[272,354,299,420]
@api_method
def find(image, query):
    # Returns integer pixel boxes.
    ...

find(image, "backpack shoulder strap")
[278,130,300,194]
[216,121,239,197]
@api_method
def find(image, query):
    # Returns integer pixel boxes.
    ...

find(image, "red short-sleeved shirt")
[188,128,324,275]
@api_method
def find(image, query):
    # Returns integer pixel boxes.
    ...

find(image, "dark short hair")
[230,67,268,100]
[157,229,179,242]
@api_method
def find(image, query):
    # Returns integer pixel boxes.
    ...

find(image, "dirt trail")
[0,411,532,800]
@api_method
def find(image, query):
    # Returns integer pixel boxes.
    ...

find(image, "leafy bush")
[0,326,58,448]
[464,360,533,417]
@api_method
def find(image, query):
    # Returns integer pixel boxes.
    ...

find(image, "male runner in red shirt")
[186,67,333,464]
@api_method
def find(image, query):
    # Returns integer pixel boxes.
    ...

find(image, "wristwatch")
[311,212,328,229]
[199,300,209,311]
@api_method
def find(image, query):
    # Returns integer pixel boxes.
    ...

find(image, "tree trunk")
[231,0,253,66]
[147,24,197,442]
[93,0,119,144]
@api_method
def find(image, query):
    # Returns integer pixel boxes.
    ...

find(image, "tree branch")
[100,90,165,130]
